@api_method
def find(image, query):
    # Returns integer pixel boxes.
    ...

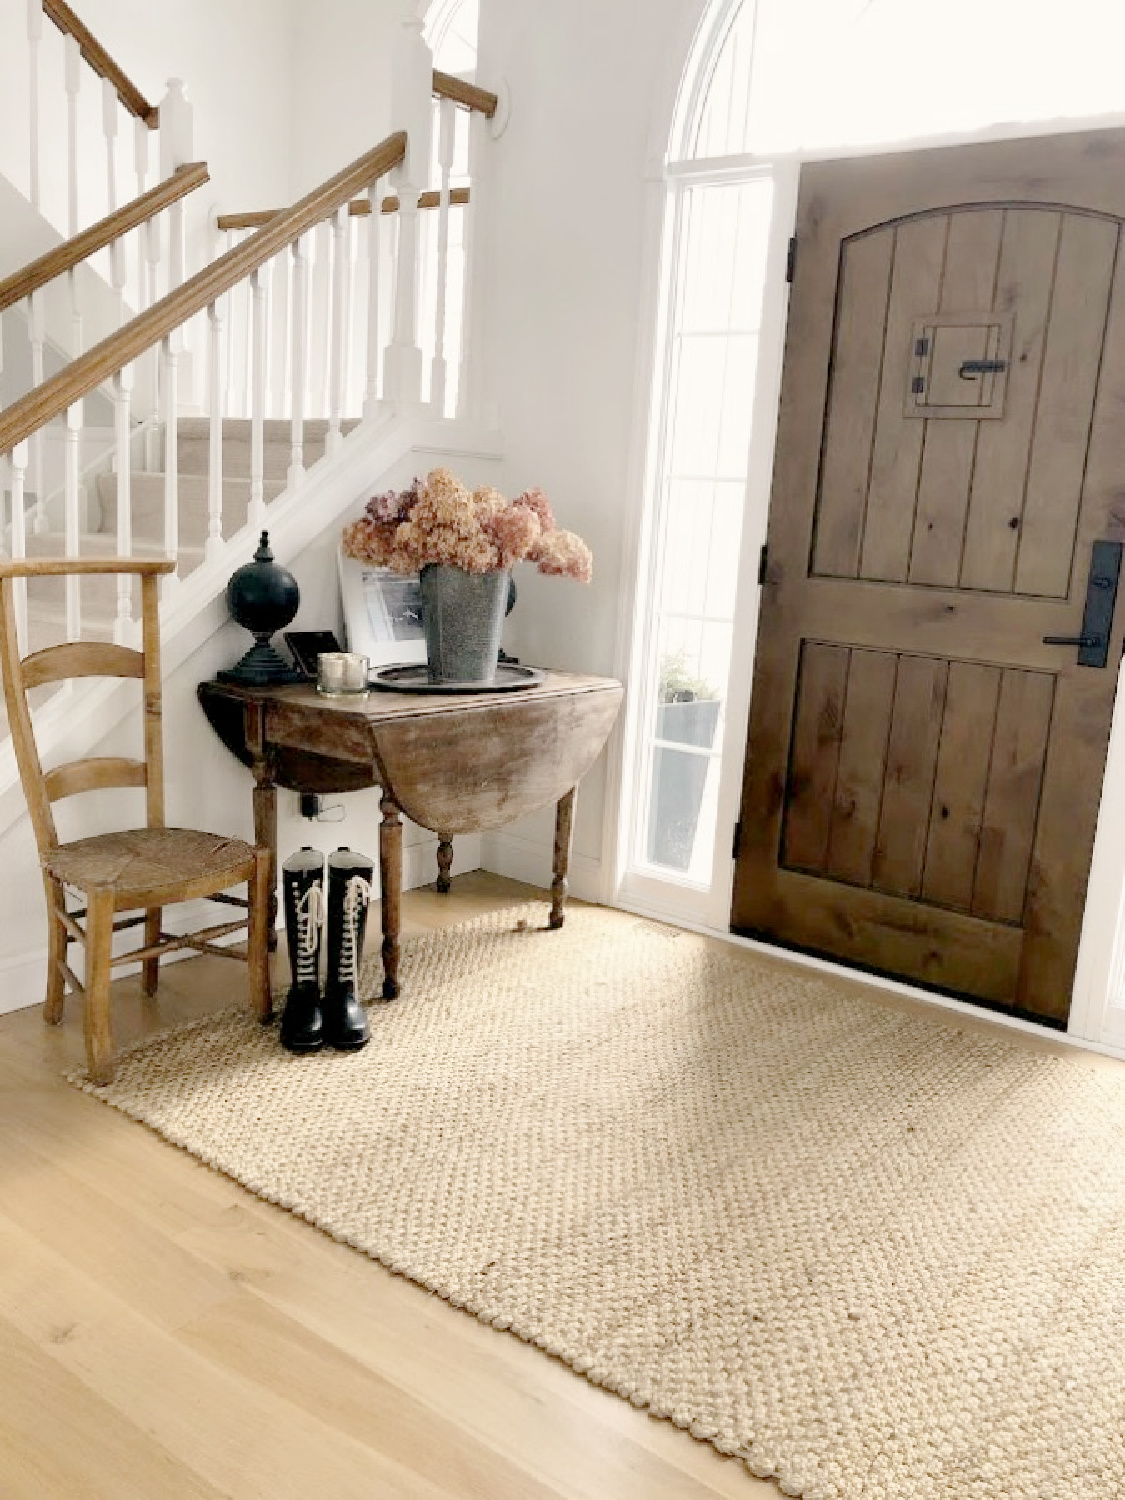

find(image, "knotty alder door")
[731,129,1125,1024]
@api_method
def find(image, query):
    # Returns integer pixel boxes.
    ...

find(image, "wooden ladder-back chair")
[0,557,272,1084]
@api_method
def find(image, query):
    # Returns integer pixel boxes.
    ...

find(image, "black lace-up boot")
[323,847,374,1050]
[280,847,325,1053]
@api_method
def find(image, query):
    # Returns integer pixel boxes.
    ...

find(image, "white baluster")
[64,402,83,641]
[162,333,180,589]
[431,97,456,417]
[288,236,308,486]
[457,110,483,421]
[382,16,433,405]
[278,245,293,419]
[344,212,360,417]
[249,268,267,530]
[112,367,135,644]
[27,291,47,535]
[363,183,383,418]
[102,78,119,214]
[327,208,348,456]
[159,82,193,291]
[64,34,82,236]
[206,300,224,563]
[9,442,29,655]
[134,116,149,197]
[317,221,333,420]
[27,0,43,211]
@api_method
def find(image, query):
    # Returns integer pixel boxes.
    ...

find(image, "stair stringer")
[0,406,506,845]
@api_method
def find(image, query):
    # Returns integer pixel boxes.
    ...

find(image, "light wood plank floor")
[1,871,1121,1499]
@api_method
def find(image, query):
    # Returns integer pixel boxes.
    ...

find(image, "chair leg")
[84,889,116,1086]
[247,849,273,1023]
[142,907,161,996]
[43,876,67,1025]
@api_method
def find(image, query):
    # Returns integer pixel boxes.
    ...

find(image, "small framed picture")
[283,630,342,680]
[337,545,427,668]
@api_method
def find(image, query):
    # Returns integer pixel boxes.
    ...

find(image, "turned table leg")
[247,704,279,951]
[379,792,403,998]
[550,786,576,930]
[436,838,453,893]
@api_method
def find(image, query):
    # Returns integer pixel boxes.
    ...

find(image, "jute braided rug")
[71,902,1125,1499]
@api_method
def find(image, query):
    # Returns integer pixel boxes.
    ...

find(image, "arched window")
[621,0,1125,935]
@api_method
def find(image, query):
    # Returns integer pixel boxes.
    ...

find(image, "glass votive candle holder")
[317,651,369,697]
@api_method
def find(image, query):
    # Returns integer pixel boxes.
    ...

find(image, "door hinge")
[758,543,768,585]
[786,236,797,283]
[732,820,742,860]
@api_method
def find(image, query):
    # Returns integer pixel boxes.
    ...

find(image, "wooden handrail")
[0,164,209,316]
[0,132,406,458]
[43,0,159,127]
[0,558,175,578]
[432,69,498,118]
[216,186,470,233]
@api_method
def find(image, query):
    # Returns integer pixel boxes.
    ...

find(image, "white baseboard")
[480,829,603,903]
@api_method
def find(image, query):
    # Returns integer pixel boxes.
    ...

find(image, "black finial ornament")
[217,531,303,685]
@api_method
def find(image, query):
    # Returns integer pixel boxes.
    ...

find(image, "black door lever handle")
[1042,634,1103,648]
[1041,540,1122,668]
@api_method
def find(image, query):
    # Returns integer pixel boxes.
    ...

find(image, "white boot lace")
[295,883,324,985]
[339,875,373,992]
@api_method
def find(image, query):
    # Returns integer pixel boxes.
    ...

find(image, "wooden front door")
[731,129,1125,1024]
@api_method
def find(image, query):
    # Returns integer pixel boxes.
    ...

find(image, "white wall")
[472,0,706,893]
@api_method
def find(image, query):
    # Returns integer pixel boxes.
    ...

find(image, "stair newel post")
[363,182,384,417]
[112,367,135,644]
[206,299,225,564]
[248,267,268,530]
[27,0,42,210]
[430,96,456,416]
[28,290,47,535]
[382,16,433,406]
[64,401,83,641]
[288,235,309,486]
[161,333,180,591]
[328,207,349,456]
[64,33,81,237]
[159,80,194,291]
[9,443,29,655]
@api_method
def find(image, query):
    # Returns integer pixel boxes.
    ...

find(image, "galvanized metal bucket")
[418,564,510,684]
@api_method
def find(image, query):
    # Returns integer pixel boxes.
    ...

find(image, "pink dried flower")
[484,504,541,569]
[342,469,591,581]
[342,515,398,567]
[365,477,419,524]
[530,528,593,582]
[513,487,556,532]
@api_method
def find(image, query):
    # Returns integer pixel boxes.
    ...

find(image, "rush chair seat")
[0,557,272,1085]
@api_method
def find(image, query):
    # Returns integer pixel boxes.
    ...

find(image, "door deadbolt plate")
[906,313,1013,419]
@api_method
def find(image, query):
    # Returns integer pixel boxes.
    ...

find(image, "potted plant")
[648,651,722,871]
[342,469,592,684]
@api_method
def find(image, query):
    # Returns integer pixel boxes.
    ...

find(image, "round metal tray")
[369,663,545,694]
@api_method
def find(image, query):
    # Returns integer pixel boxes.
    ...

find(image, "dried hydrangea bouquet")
[342,468,592,684]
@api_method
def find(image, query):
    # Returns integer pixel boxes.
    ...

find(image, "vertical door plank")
[781,642,850,873]
[824,648,898,887]
[859,216,949,582]
[909,210,1005,587]
[1014,215,1120,597]
[871,654,949,896]
[811,230,895,578]
[921,661,1002,910]
[960,211,1061,592]
[972,669,1055,924]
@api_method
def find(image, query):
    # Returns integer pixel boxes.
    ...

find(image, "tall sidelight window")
[625,0,776,909]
